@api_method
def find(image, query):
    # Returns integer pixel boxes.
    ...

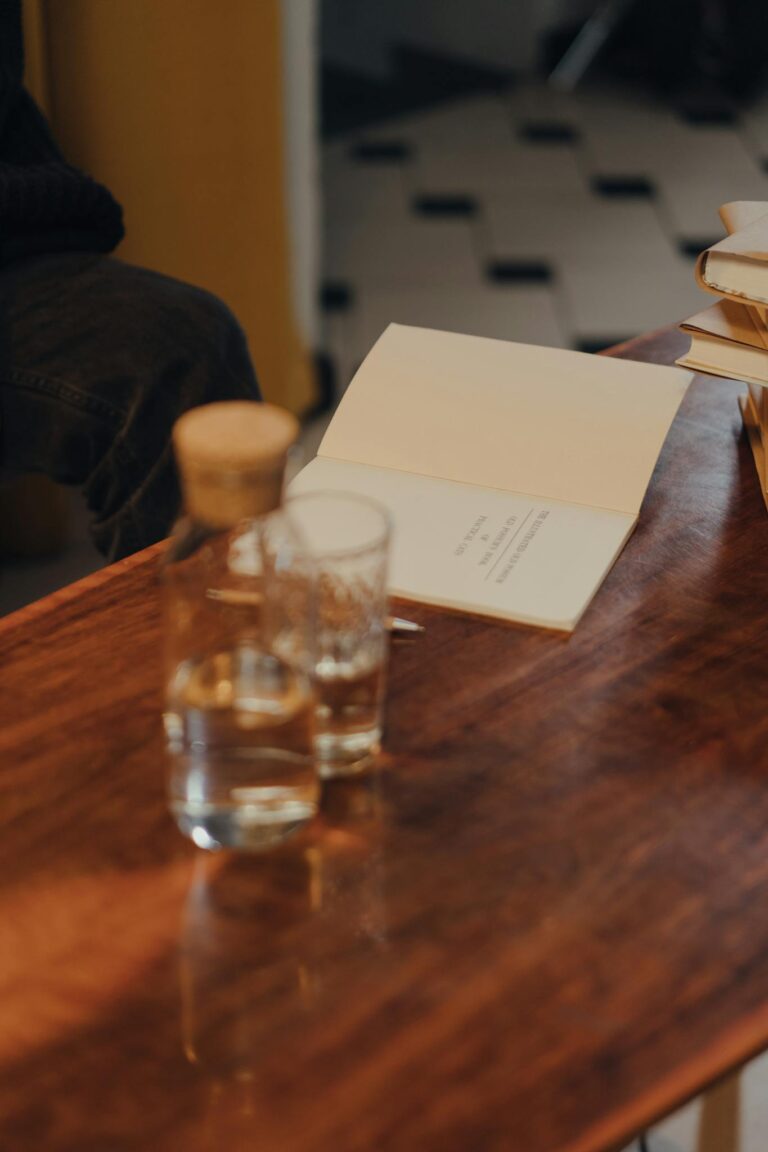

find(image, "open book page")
[318,325,690,517]
[290,457,636,632]
[719,201,768,234]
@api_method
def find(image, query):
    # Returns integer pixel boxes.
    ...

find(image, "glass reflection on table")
[179,773,388,1144]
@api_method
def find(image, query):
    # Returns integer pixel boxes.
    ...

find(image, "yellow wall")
[23,0,313,415]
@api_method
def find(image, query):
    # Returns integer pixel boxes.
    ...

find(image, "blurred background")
[316,0,768,408]
[4,0,768,624]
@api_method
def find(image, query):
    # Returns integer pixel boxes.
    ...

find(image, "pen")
[387,616,425,634]
[207,590,425,634]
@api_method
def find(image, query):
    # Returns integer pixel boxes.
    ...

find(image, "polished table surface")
[3,327,768,1152]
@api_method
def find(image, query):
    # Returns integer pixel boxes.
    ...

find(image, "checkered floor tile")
[320,80,768,400]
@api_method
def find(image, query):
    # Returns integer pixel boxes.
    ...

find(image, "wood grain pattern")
[2,328,767,1151]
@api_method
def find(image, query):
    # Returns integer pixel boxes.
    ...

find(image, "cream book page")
[719,201,768,233]
[290,457,635,631]
[318,325,689,517]
[292,326,690,631]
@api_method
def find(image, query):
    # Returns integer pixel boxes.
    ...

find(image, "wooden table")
[2,327,768,1152]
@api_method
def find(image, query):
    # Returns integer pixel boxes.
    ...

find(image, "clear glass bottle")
[163,401,318,851]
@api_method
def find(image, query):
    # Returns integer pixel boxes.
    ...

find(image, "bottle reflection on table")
[178,771,388,1144]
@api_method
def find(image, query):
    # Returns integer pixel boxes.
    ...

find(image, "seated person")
[0,1,261,560]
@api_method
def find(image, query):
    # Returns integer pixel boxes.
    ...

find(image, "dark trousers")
[0,252,261,560]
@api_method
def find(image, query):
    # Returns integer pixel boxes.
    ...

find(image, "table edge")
[0,539,167,638]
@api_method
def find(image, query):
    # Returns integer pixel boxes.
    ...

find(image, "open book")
[291,325,691,631]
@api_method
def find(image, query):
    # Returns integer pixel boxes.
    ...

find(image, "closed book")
[677,298,768,386]
[716,202,768,325]
[696,207,768,307]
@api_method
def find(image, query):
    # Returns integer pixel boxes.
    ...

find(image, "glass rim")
[285,488,391,559]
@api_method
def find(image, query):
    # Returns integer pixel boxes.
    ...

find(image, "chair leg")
[697,1070,741,1152]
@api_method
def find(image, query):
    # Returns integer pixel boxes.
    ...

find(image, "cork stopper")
[173,401,299,527]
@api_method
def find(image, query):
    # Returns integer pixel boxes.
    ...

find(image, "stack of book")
[678,200,768,507]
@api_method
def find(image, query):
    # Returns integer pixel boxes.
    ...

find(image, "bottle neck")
[182,463,286,530]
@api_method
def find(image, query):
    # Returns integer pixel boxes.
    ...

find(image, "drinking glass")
[286,491,391,777]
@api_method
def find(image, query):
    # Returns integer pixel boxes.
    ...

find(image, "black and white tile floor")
[318,80,768,406]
